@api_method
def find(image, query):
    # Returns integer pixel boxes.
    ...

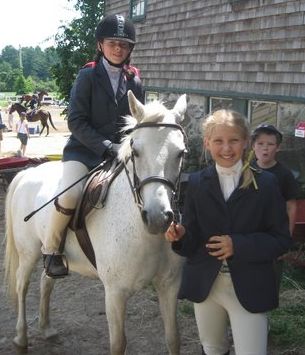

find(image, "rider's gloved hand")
[106,142,121,158]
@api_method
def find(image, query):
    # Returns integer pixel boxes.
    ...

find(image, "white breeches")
[43,160,89,253]
[194,273,268,355]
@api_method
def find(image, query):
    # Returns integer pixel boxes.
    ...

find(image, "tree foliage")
[14,73,27,94]
[53,0,105,101]
[1,46,19,68]
[0,45,59,93]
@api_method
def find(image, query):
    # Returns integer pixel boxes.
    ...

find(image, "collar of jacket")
[202,165,252,203]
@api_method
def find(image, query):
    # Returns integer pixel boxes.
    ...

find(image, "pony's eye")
[132,148,139,157]
[130,139,140,157]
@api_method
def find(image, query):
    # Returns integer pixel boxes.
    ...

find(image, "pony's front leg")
[39,272,58,339]
[104,287,128,355]
[39,125,45,136]
[154,277,181,355]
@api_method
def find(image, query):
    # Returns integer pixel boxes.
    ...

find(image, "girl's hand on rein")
[165,222,185,242]
[206,235,233,260]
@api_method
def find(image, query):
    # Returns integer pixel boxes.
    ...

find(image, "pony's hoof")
[42,327,58,339]
[13,337,28,353]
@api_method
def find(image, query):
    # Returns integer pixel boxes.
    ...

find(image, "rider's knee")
[58,187,82,208]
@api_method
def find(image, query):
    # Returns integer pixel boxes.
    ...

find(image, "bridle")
[124,122,188,220]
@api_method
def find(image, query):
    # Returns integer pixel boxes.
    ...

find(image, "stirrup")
[43,253,69,279]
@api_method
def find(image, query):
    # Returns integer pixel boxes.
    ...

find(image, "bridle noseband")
[124,122,188,217]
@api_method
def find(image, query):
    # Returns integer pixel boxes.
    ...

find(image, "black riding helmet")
[95,14,136,44]
[95,14,136,67]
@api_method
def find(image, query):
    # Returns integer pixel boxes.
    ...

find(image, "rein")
[124,122,187,222]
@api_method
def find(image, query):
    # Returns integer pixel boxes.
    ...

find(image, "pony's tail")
[48,112,57,131]
[4,171,26,306]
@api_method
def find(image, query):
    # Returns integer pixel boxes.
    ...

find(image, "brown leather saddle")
[69,159,124,268]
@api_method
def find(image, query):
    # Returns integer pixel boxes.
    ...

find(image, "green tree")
[53,0,105,101]
[1,46,19,69]
[25,76,35,92]
[23,46,59,80]
[0,45,60,91]
[14,73,27,94]
[0,61,13,91]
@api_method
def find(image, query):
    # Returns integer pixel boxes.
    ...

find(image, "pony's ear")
[128,90,145,123]
[172,94,188,123]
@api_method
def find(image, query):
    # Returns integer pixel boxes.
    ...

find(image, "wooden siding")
[106,0,305,101]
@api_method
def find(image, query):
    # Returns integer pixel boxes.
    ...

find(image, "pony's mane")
[118,100,174,161]
[140,100,169,123]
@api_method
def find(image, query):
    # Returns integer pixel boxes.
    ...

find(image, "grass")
[269,263,305,351]
[178,299,194,316]
[0,100,8,108]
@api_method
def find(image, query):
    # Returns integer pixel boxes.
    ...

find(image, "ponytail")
[241,149,258,190]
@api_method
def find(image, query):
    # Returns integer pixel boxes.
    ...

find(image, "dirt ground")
[0,107,301,355]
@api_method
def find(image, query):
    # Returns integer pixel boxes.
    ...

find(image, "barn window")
[145,91,159,103]
[209,97,233,112]
[130,0,146,21]
[249,100,278,130]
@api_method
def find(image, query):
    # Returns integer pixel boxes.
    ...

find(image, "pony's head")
[9,103,26,114]
[120,90,188,234]
[9,103,17,114]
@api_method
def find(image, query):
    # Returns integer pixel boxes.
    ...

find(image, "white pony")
[4,91,187,355]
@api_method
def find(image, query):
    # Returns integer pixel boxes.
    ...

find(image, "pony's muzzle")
[141,209,174,234]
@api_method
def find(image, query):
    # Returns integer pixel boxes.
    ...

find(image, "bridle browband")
[124,122,188,217]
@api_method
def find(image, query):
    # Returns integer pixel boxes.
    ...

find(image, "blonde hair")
[202,109,256,190]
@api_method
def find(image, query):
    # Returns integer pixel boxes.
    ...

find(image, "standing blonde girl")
[16,112,29,156]
[165,109,291,355]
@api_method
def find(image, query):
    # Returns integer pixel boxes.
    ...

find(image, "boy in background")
[251,124,298,235]
[252,124,299,295]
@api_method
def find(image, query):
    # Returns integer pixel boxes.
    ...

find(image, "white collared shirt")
[216,160,243,201]
[102,57,122,96]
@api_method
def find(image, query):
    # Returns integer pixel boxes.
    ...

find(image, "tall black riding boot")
[43,253,69,278]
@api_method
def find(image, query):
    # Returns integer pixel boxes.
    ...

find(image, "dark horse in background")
[9,103,57,136]
[19,90,48,107]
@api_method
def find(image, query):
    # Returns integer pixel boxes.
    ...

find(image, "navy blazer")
[173,165,292,313]
[63,60,144,168]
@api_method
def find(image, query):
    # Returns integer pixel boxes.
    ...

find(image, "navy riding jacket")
[63,60,144,169]
[173,165,292,313]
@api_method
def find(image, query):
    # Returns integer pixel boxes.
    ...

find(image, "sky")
[0,0,79,51]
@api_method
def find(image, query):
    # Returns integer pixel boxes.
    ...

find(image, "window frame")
[130,0,147,21]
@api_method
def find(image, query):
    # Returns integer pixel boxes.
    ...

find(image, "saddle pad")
[70,159,124,268]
